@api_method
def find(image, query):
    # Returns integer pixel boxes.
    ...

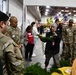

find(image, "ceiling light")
[65,7,68,9]
[73,10,76,12]
[58,12,61,14]
[61,10,64,12]
[68,12,71,15]
[46,9,49,12]
[74,14,76,16]
[46,6,50,8]
[45,12,48,15]
[65,10,69,12]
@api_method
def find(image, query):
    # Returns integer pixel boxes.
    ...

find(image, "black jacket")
[57,24,62,39]
[45,30,61,55]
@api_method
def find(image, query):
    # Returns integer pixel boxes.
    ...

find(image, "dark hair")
[69,19,73,23]
[0,11,9,22]
[26,25,32,32]
[31,22,35,27]
[55,19,59,23]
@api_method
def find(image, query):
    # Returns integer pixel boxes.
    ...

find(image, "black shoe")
[44,68,47,71]
[25,58,29,61]
[25,59,31,62]
[29,58,32,61]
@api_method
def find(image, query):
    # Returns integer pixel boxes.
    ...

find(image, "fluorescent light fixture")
[58,12,61,14]
[74,14,76,16]
[68,12,71,15]
[46,9,49,12]
[65,7,68,9]
[61,10,64,12]
[65,10,69,12]
[46,6,50,8]
[45,12,48,15]
[73,10,76,12]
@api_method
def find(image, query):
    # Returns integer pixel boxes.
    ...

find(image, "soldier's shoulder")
[1,34,13,43]
[1,36,15,52]
[62,25,67,30]
[16,27,21,31]
[8,25,12,31]
[73,25,76,29]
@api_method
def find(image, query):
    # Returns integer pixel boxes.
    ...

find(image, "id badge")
[12,35,15,38]
[52,42,55,46]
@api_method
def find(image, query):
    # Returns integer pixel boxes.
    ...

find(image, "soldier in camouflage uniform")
[0,11,24,75]
[6,16,23,50]
[73,27,76,59]
[62,19,74,65]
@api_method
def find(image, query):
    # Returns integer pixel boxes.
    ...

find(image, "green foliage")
[24,60,71,75]
[50,69,63,75]
[37,34,54,42]
[60,60,72,67]
[50,65,63,75]
[24,62,50,75]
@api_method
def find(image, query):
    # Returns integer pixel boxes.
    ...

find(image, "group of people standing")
[1,10,76,75]
[0,11,40,75]
[44,18,76,71]
[23,17,76,72]
[0,11,24,75]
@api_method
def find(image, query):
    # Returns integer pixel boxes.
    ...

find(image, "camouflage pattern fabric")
[0,32,24,75]
[6,26,23,45]
[73,28,76,59]
[62,26,75,65]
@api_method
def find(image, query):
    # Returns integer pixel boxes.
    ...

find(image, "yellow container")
[51,67,72,75]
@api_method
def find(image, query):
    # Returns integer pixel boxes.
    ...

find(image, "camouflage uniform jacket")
[6,26,23,45]
[62,26,74,43]
[0,32,24,75]
[73,27,76,44]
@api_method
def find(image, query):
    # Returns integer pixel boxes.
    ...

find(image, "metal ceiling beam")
[27,6,41,20]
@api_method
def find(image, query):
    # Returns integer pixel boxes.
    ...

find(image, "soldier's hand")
[18,44,22,49]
